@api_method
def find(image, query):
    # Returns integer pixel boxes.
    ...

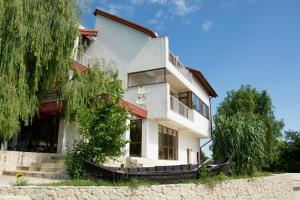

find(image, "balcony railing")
[170,95,194,121]
[169,51,192,83]
[42,92,60,103]
[75,53,92,67]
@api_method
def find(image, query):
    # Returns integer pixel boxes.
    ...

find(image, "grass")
[39,172,272,188]
[40,178,156,187]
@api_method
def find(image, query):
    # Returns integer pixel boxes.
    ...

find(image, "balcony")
[169,51,192,83]
[170,95,193,121]
[41,92,60,103]
[75,53,92,67]
[124,83,210,137]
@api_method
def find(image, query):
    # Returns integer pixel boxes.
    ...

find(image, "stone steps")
[3,154,68,180]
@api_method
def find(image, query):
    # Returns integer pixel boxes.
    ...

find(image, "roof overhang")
[94,8,157,39]
[187,67,218,97]
[119,99,147,119]
[79,29,98,41]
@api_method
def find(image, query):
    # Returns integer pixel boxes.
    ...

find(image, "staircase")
[3,155,68,179]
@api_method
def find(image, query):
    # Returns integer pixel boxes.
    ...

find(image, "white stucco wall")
[57,121,80,154]
[90,15,167,89]
[125,83,210,137]
[135,119,200,166]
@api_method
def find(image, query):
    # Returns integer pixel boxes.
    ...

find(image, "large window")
[158,125,178,160]
[192,93,210,119]
[129,119,142,157]
[128,68,165,87]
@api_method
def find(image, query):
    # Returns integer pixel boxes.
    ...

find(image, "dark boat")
[84,160,199,183]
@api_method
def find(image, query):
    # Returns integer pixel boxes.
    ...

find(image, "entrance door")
[129,119,142,157]
[187,148,191,164]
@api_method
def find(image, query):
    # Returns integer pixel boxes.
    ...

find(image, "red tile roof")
[94,8,157,38]
[119,99,147,119]
[73,60,87,72]
[79,29,98,37]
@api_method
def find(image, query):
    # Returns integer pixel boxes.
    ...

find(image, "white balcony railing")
[42,92,60,103]
[169,51,193,83]
[75,53,92,67]
[170,95,194,121]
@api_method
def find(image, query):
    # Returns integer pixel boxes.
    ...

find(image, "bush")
[198,165,211,180]
[64,138,93,179]
[213,113,266,176]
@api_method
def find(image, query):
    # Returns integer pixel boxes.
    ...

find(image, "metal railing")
[75,53,92,67]
[42,92,60,103]
[170,95,194,121]
[169,51,193,83]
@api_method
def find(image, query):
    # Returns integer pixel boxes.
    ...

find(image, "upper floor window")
[128,68,165,87]
[192,93,210,119]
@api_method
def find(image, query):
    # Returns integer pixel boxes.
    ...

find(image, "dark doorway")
[129,119,142,157]
[8,115,59,153]
[187,148,191,164]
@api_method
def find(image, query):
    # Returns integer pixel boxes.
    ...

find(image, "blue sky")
[83,0,300,134]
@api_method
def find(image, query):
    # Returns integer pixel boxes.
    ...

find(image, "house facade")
[85,9,217,166]
[1,9,217,169]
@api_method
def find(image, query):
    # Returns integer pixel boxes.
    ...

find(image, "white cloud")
[155,10,163,18]
[173,0,200,16]
[149,0,168,4]
[201,20,213,31]
[105,4,135,16]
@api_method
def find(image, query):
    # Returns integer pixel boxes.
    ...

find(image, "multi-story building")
[1,9,217,175]
[84,9,217,166]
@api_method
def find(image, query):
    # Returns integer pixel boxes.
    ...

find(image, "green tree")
[0,0,79,140]
[271,130,300,172]
[215,85,284,167]
[63,61,130,179]
[213,113,266,175]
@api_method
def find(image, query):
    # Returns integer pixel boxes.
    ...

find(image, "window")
[179,92,192,108]
[192,93,210,119]
[158,125,178,160]
[128,68,165,87]
[129,119,142,157]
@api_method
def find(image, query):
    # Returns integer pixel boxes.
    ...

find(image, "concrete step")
[40,158,64,163]
[30,162,65,168]
[3,170,68,179]
[16,166,30,171]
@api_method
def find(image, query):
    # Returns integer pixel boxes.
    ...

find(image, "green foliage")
[213,113,266,175]
[0,0,80,140]
[64,139,92,179]
[213,85,284,170]
[63,61,129,178]
[14,178,28,186]
[198,165,211,180]
[40,178,156,187]
[270,130,300,172]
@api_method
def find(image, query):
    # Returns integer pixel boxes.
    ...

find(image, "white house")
[84,9,217,166]
[0,9,217,175]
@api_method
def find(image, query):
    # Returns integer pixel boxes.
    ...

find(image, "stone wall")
[0,150,59,175]
[0,174,294,200]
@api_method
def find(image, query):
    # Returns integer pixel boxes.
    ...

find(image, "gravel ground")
[0,175,61,186]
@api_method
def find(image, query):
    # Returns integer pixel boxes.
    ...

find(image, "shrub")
[213,113,266,176]
[64,138,93,179]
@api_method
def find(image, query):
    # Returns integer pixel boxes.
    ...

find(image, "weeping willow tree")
[0,0,80,140]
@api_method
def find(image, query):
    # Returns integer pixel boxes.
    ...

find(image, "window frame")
[158,125,178,160]
[127,68,166,88]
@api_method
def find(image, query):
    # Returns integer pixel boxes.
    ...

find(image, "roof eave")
[93,8,157,39]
